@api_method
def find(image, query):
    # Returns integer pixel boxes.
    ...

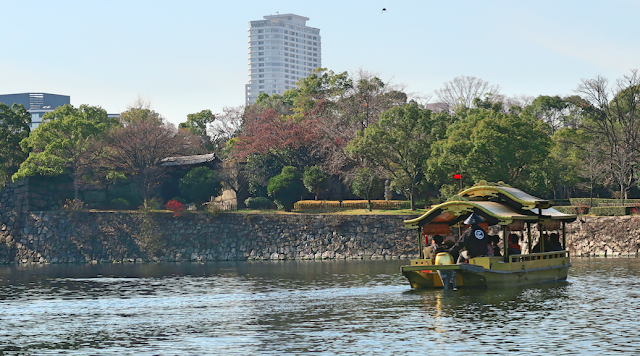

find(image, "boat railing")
[507,250,569,263]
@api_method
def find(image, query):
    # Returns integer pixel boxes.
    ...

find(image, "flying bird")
[382,8,387,13]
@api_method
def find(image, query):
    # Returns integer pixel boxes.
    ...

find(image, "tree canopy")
[346,102,434,210]
[13,104,117,198]
[0,103,31,183]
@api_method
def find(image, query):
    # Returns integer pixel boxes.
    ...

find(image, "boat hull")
[401,251,570,289]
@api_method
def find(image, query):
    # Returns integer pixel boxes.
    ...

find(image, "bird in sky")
[382,8,387,13]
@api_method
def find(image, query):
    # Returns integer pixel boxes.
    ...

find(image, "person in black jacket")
[449,213,489,263]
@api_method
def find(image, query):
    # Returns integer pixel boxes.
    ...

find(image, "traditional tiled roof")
[159,153,218,167]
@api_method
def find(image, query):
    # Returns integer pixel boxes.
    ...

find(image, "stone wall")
[566,215,640,257]
[2,176,640,264]
[0,211,420,264]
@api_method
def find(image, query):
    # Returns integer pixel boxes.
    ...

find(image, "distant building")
[245,14,322,105]
[0,92,120,128]
[0,93,70,129]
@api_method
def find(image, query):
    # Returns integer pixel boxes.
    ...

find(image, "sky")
[1,0,639,126]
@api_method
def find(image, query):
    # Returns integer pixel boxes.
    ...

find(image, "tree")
[179,110,216,151]
[267,166,305,211]
[233,108,319,166]
[346,102,434,210]
[525,96,573,135]
[303,165,329,200]
[104,120,198,208]
[0,103,31,183]
[179,166,222,204]
[434,76,501,113]
[575,70,640,200]
[119,96,164,126]
[351,167,383,211]
[428,105,552,194]
[13,104,117,198]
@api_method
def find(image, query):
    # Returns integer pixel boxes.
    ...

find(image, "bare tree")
[434,75,501,112]
[209,105,244,150]
[104,121,198,207]
[576,70,640,200]
[575,144,607,207]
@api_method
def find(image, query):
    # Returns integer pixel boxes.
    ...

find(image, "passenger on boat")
[489,235,502,257]
[508,233,521,255]
[546,233,563,251]
[532,234,550,253]
[449,213,488,263]
[424,235,448,259]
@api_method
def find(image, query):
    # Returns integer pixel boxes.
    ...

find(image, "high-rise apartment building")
[245,14,321,105]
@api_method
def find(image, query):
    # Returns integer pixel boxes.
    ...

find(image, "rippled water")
[1,258,639,355]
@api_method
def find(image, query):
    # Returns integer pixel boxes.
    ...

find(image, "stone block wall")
[2,177,640,264]
[0,211,420,264]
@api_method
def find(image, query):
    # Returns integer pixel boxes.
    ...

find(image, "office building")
[0,93,70,129]
[245,14,322,105]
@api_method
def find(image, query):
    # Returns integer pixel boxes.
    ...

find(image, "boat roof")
[530,207,577,221]
[404,184,577,230]
[404,200,538,230]
[460,181,551,209]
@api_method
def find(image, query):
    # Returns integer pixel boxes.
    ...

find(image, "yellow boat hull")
[401,251,570,289]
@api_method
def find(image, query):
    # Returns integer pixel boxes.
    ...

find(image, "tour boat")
[400,181,576,289]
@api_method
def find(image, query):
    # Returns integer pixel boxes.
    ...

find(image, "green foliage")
[303,165,329,200]
[119,108,163,126]
[13,104,118,198]
[110,198,130,209]
[428,106,551,195]
[267,166,305,211]
[351,168,384,211]
[244,197,275,210]
[179,109,215,150]
[554,205,589,215]
[0,103,31,183]
[590,206,631,216]
[569,198,640,206]
[346,102,434,210]
[179,167,222,204]
[245,153,285,197]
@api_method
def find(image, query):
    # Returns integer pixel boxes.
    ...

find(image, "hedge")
[554,205,589,215]
[569,198,640,206]
[589,206,634,216]
[294,200,407,210]
[245,197,276,210]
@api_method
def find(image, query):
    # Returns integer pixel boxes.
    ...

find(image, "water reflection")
[0,259,639,355]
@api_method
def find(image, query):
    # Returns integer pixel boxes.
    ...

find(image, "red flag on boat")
[454,174,461,180]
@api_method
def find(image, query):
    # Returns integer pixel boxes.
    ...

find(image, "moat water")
[1,258,639,355]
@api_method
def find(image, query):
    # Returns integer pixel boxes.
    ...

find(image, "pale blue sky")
[1,0,638,126]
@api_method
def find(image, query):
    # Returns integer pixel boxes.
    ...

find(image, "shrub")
[267,166,305,211]
[179,167,222,204]
[554,205,590,215]
[245,197,276,209]
[294,200,409,210]
[303,165,329,200]
[590,206,631,216]
[62,198,85,210]
[110,198,130,209]
[165,199,185,217]
[569,198,640,207]
[204,202,222,216]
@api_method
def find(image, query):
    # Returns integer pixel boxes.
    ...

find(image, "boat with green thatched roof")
[400,181,576,289]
